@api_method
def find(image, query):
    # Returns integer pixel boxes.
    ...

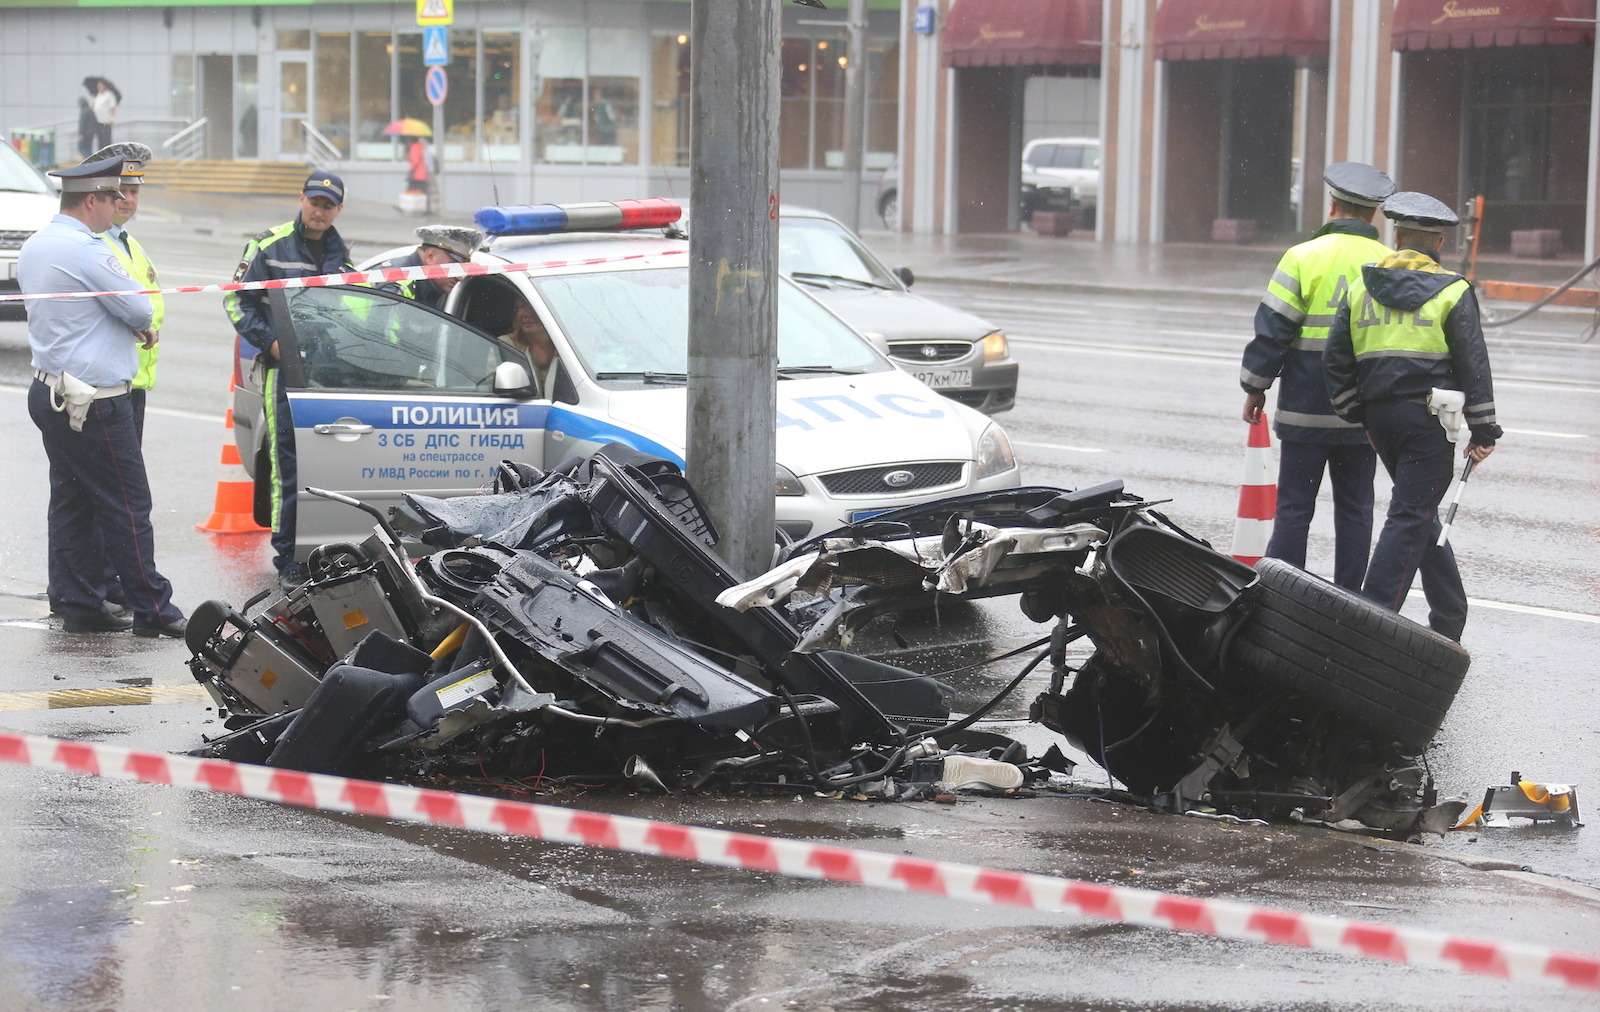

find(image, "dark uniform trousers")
[1360,399,1468,641]
[1265,441,1376,591]
[265,365,299,574]
[30,380,182,626]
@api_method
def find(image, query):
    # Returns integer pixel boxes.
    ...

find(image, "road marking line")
[1502,427,1589,440]
[1015,440,1106,455]
[0,384,224,423]
[1407,591,1600,625]
[0,683,209,713]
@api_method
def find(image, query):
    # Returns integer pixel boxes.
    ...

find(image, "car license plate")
[913,368,972,390]
[848,508,894,523]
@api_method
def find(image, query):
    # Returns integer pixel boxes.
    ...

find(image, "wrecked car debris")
[1454,774,1583,829]
[187,449,1478,834]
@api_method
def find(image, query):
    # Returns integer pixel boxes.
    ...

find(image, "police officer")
[19,155,185,636]
[1325,192,1501,642]
[90,142,163,439]
[224,174,353,590]
[377,225,482,311]
[1240,162,1394,591]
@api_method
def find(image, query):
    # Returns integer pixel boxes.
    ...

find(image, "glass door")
[278,56,309,156]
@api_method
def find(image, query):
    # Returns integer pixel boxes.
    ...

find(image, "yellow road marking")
[0,683,209,712]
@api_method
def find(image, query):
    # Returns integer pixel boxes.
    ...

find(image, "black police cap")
[1382,191,1459,233]
[1323,161,1395,208]
[48,155,127,194]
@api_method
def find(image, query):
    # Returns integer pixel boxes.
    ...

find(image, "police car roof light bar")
[475,198,682,237]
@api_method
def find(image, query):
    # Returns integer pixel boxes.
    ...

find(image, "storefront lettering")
[977,25,1026,42]
[1431,2,1503,25]
[1185,15,1248,38]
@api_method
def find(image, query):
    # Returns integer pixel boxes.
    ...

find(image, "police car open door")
[268,285,548,554]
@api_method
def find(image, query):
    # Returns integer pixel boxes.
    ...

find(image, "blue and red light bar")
[474,198,682,237]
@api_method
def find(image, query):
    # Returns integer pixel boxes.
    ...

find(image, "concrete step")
[142,160,311,196]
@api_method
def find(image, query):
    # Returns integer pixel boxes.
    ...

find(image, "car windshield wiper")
[777,365,866,378]
[789,271,892,291]
[594,370,688,385]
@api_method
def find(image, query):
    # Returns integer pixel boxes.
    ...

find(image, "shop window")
[396,33,430,139]
[314,32,352,157]
[170,54,195,120]
[779,38,812,169]
[813,37,847,168]
[442,31,479,162]
[1464,47,1590,208]
[355,32,394,160]
[277,29,310,51]
[537,27,586,163]
[865,39,898,170]
[650,34,692,167]
[589,29,641,165]
[280,60,308,156]
[482,32,521,160]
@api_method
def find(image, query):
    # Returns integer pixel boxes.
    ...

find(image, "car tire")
[878,189,898,229]
[1231,558,1469,751]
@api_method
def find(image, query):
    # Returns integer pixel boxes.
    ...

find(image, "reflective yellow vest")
[1262,229,1392,347]
[105,228,163,391]
[1345,257,1467,363]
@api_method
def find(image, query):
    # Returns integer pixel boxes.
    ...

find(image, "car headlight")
[974,423,1016,480]
[775,464,805,496]
[981,330,1008,363]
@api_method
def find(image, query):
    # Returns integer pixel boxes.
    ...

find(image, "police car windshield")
[533,267,888,385]
[0,144,52,195]
[778,217,898,289]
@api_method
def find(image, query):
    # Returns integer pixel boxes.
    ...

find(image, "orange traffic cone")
[1230,411,1277,565]
[197,389,270,535]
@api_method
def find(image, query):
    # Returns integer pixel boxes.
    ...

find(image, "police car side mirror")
[492,360,535,399]
[894,266,914,288]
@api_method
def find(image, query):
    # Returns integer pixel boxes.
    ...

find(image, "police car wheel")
[1231,558,1470,752]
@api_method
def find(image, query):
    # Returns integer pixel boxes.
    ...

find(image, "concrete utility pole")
[687,0,781,579]
[840,0,868,231]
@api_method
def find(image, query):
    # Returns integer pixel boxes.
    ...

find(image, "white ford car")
[232,199,1022,554]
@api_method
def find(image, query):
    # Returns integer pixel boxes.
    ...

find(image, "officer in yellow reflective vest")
[1240,162,1393,591]
[376,225,483,311]
[1325,192,1502,642]
[89,143,162,440]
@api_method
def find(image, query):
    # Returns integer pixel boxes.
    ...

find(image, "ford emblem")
[882,469,916,488]
[920,345,939,359]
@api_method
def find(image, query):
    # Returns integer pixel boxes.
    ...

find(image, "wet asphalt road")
[0,209,1597,1009]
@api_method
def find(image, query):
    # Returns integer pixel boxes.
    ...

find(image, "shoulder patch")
[104,255,132,280]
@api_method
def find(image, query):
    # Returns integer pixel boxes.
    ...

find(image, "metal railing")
[10,116,191,167]
[160,118,208,162]
[300,121,344,168]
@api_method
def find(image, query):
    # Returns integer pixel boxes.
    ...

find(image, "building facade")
[900,0,1600,261]
[0,0,902,219]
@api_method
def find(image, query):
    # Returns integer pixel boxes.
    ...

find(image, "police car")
[232,199,1021,557]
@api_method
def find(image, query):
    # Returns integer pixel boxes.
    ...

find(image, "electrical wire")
[1481,254,1600,330]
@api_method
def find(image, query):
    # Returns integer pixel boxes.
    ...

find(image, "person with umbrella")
[385,118,433,212]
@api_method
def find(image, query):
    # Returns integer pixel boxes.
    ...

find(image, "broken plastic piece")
[1454,773,1582,829]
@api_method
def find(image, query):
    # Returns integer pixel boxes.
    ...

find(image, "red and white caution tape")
[0,249,686,303]
[1,728,1595,992]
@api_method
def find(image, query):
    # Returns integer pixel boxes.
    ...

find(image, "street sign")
[914,4,936,35]
[423,26,449,67]
[425,66,448,107]
[415,0,452,27]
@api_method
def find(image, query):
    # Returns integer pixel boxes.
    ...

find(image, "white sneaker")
[939,754,1025,792]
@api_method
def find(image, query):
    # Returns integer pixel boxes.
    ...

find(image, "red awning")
[1392,0,1595,51]
[942,0,1102,69]
[1154,0,1330,61]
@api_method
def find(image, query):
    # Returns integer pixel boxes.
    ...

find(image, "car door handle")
[313,422,375,436]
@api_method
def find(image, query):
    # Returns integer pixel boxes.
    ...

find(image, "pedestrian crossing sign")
[416,0,453,27]
[423,26,449,67]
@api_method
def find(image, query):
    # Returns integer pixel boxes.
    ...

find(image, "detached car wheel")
[1232,558,1469,751]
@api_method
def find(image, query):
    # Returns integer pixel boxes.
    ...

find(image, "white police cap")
[1382,191,1459,233]
[416,225,484,261]
[83,142,154,185]
[1323,162,1395,208]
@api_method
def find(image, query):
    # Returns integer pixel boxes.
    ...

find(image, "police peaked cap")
[82,142,154,185]
[49,155,129,194]
[1382,191,1459,233]
[416,225,484,260]
[1322,162,1395,208]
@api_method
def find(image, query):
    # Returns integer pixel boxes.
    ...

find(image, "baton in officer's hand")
[1428,388,1472,549]
[1437,455,1476,548]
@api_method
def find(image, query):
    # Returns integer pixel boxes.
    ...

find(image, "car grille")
[888,341,972,364]
[944,390,990,407]
[0,230,33,252]
[820,462,965,496]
